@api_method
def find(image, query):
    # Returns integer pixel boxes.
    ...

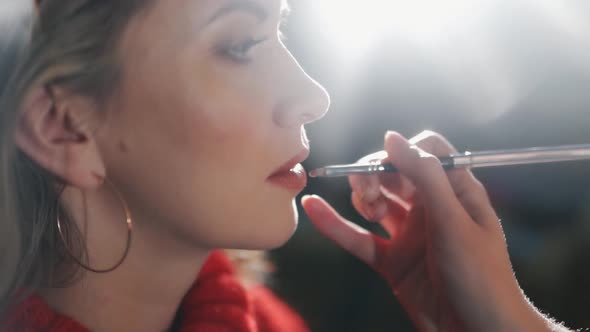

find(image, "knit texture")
[3,251,309,332]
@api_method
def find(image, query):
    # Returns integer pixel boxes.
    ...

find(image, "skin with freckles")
[101,0,329,251]
[16,0,329,330]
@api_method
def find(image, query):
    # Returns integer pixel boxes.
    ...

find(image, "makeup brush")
[309,144,590,178]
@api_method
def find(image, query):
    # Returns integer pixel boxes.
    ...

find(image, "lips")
[269,150,310,177]
[267,149,310,191]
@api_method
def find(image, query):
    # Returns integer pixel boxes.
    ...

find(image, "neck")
[40,186,210,332]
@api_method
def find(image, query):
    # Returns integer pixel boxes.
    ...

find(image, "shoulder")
[2,293,88,332]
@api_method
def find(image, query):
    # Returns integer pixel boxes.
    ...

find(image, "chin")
[240,200,299,250]
[266,218,298,249]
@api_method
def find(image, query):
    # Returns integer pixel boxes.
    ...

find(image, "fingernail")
[301,194,322,207]
[301,194,318,203]
[301,195,316,214]
[384,132,399,152]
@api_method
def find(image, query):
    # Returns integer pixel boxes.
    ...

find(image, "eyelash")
[222,36,269,64]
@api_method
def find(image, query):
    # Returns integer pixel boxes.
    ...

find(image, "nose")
[272,52,331,128]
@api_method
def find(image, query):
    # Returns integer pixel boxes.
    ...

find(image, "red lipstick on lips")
[267,150,310,191]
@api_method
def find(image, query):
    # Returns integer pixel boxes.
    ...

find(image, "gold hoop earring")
[57,179,133,274]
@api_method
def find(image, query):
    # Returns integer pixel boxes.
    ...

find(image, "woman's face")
[98,0,330,250]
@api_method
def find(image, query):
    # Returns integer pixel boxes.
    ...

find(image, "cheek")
[179,99,260,169]
[177,68,272,164]
[107,47,298,248]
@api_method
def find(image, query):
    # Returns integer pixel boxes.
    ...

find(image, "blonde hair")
[0,0,157,318]
[0,2,273,321]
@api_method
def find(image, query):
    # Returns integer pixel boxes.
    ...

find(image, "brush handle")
[309,144,590,178]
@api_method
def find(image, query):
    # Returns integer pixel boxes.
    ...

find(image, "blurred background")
[3,0,590,331]
[270,1,590,331]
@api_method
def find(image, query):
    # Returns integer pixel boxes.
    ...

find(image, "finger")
[350,154,415,205]
[378,172,416,204]
[302,195,387,265]
[349,173,381,204]
[447,172,499,229]
[350,172,415,211]
[384,131,468,231]
[411,130,475,194]
[411,130,498,228]
[378,196,410,237]
[349,150,393,202]
[351,191,373,220]
[351,192,387,222]
[352,191,408,234]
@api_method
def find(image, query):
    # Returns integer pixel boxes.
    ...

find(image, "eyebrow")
[206,0,269,25]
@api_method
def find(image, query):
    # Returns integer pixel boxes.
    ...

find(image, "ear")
[15,85,106,189]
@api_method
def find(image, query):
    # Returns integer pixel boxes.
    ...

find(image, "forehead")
[161,0,288,16]
[143,0,288,30]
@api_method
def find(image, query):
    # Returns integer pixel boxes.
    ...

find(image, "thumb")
[302,195,385,265]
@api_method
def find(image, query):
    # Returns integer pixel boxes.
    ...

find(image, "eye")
[222,36,269,63]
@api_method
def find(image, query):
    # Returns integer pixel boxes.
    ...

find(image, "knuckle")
[419,154,442,170]
[410,130,438,144]
[357,150,387,164]
[405,146,439,169]
[414,131,456,155]
[422,130,444,142]
[407,145,423,160]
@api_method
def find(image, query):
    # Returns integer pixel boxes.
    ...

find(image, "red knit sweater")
[3,251,309,332]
